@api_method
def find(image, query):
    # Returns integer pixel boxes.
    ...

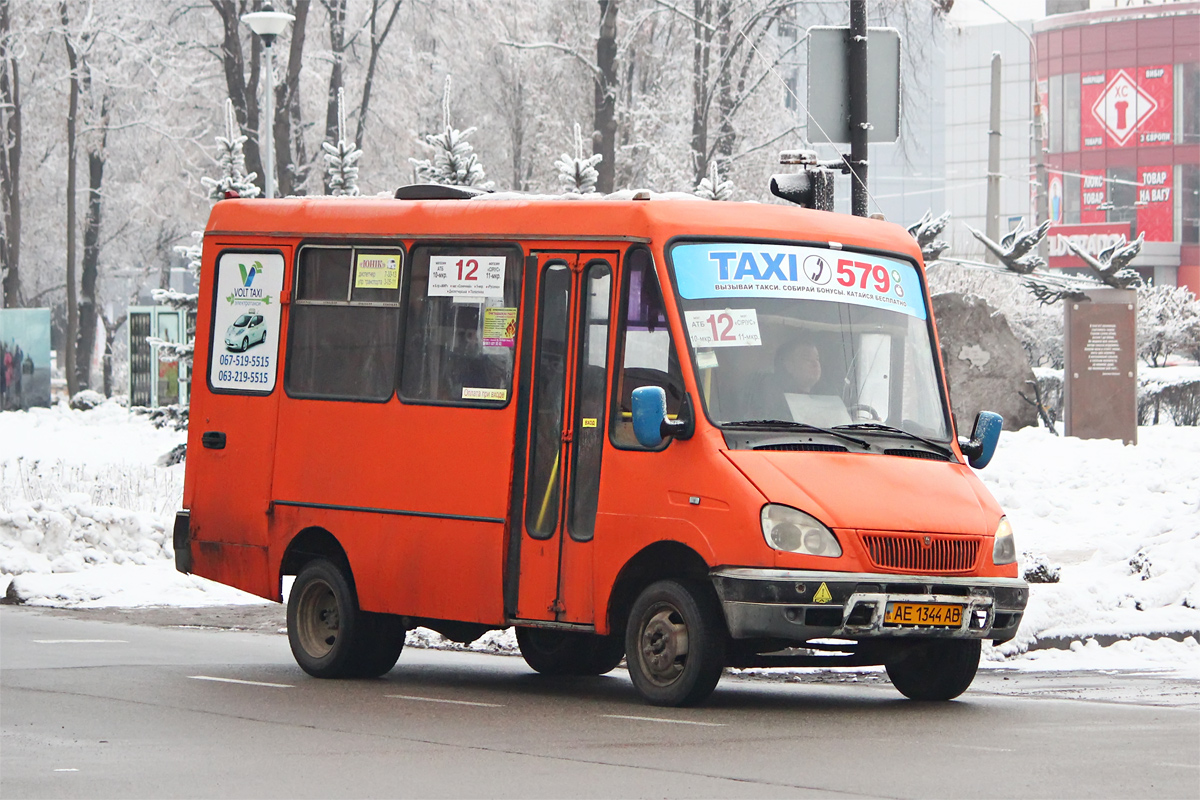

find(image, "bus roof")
[205,195,924,262]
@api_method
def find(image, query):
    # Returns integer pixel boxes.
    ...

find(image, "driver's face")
[782,344,821,392]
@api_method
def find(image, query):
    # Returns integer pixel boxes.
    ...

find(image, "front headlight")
[992,516,1017,565]
[761,504,842,557]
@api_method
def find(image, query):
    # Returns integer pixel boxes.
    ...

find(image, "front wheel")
[516,628,625,676]
[625,579,727,707]
[885,638,981,701]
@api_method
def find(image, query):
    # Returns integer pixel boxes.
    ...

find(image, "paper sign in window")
[355,253,401,289]
[482,307,518,347]
[429,255,506,299]
[462,387,507,401]
[684,308,762,348]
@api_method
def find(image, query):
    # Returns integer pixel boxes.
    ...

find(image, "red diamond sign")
[1091,69,1156,147]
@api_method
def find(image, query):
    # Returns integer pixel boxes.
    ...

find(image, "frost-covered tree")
[323,87,361,196]
[554,123,602,194]
[694,158,734,201]
[409,77,494,189]
[1137,284,1200,367]
[200,100,261,202]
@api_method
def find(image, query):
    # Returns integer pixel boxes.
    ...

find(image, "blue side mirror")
[631,386,667,448]
[959,411,1003,469]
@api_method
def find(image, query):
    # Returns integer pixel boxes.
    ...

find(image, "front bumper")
[712,568,1028,644]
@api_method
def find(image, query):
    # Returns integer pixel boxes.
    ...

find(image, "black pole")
[848,0,869,216]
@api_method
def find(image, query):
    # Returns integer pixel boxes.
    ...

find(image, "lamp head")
[241,4,294,45]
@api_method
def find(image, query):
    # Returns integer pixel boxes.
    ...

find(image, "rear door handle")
[202,431,226,450]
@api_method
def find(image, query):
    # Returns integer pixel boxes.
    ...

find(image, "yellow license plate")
[884,602,963,627]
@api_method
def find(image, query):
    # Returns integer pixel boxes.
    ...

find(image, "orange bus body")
[177,194,1026,703]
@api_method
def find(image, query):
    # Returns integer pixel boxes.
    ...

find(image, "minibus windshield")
[669,241,950,442]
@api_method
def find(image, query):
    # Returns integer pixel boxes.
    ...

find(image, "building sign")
[1080,170,1108,224]
[1080,72,1107,148]
[1047,223,1133,268]
[1087,66,1173,149]
[1137,166,1173,242]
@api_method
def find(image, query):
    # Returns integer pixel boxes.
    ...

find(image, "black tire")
[287,558,404,679]
[624,579,727,707]
[348,611,406,678]
[516,627,625,676]
[885,638,981,701]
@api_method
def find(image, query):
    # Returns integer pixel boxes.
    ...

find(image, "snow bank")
[1,402,1197,672]
[0,401,263,607]
[978,425,1200,662]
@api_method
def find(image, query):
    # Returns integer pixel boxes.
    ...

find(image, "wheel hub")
[639,606,689,685]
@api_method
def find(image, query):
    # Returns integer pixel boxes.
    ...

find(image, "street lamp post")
[978,0,1048,257]
[240,4,295,200]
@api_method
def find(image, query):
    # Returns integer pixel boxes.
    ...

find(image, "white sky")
[947,0,1047,26]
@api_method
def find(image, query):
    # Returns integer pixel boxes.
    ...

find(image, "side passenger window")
[400,245,522,406]
[285,246,402,401]
[610,248,684,449]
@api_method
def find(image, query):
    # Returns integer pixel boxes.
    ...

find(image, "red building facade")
[1036,3,1199,292]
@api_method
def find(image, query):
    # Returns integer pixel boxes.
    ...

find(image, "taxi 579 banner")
[209,252,285,393]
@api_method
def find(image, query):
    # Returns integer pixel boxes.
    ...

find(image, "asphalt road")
[2,606,1197,799]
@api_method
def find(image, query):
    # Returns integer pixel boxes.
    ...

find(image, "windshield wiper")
[723,420,870,449]
[833,422,954,458]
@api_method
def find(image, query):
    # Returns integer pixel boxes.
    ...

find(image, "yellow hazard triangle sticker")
[813,582,833,604]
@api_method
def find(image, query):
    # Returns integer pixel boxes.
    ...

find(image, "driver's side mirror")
[631,386,694,447]
[958,411,1003,469]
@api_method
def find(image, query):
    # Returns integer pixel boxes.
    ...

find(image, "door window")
[568,262,612,541]
[525,263,572,539]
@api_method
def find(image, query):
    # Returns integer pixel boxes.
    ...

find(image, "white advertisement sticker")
[209,252,285,393]
[429,255,506,299]
[684,308,762,348]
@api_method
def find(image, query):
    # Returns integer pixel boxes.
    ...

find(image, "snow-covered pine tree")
[323,87,362,196]
[200,99,261,201]
[554,123,603,194]
[408,76,494,189]
[694,159,734,201]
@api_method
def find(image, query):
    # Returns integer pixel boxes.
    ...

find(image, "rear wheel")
[287,558,404,678]
[625,579,727,707]
[516,627,624,676]
[885,638,981,701]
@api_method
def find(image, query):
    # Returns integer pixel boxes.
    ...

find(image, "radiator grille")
[860,533,980,574]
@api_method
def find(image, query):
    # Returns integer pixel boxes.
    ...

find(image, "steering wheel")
[847,403,881,421]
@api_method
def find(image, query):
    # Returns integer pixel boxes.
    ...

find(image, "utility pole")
[986,51,1002,261]
[848,0,869,217]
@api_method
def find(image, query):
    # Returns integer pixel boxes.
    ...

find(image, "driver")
[759,335,850,426]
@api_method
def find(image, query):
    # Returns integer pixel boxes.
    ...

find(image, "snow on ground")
[1,401,1197,673]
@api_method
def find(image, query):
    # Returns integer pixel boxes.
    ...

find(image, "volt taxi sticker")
[210,252,284,393]
[672,242,926,320]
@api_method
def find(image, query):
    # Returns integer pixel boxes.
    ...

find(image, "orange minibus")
[176,186,1027,706]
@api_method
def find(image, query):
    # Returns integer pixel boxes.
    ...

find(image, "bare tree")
[320,0,347,193]
[61,0,80,396]
[274,0,310,197]
[76,63,110,391]
[210,0,265,191]
[352,0,404,149]
[0,0,20,308]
